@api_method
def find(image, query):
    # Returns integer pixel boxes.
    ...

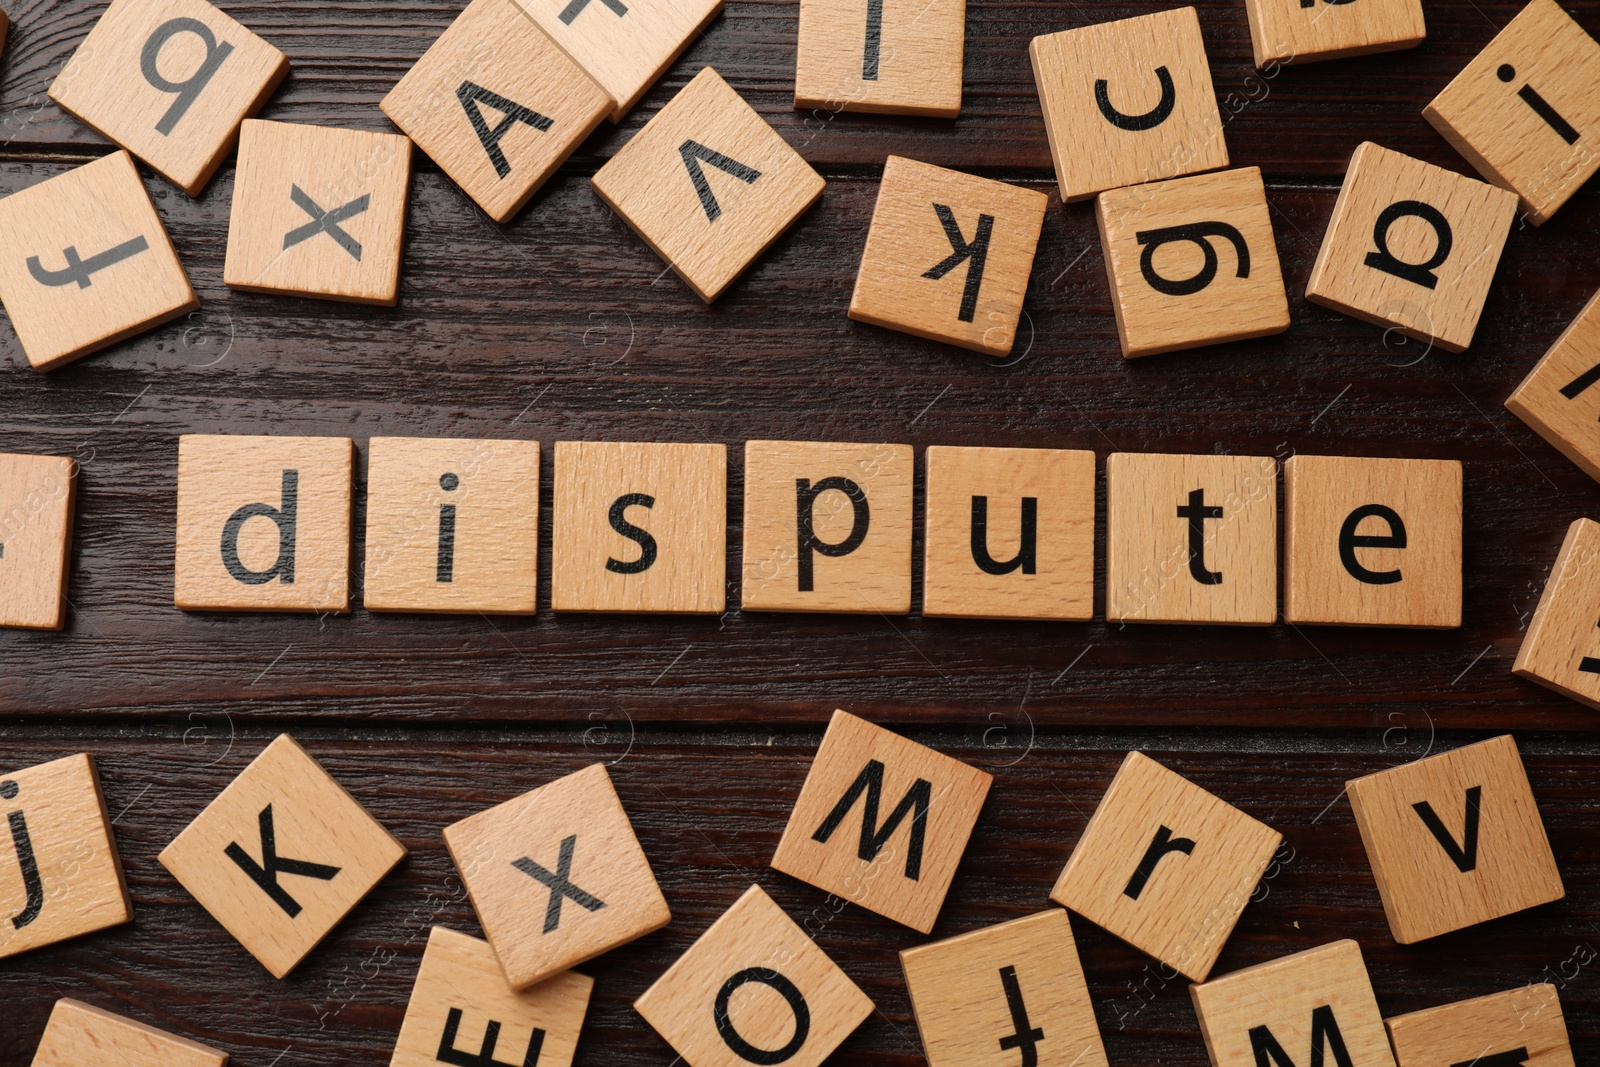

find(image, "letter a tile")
[31,999,226,1067]
[0,454,76,631]
[1515,517,1600,708]
[1386,984,1575,1067]
[1506,290,1600,484]
[158,734,407,978]
[772,710,992,933]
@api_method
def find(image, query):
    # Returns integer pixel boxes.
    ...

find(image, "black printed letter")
[796,477,869,592]
[1250,1005,1354,1067]
[1123,825,1197,899]
[714,968,810,1065]
[2,779,44,930]
[1413,786,1481,872]
[812,760,931,880]
[221,469,298,586]
[1497,65,1579,145]
[457,82,553,179]
[141,18,234,135]
[923,204,993,323]
[1095,66,1176,131]
[679,140,762,222]
[224,804,341,917]
[1177,488,1223,585]
[437,473,459,584]
[1338,504,1405,585]
[1365,201,1452,289]
[1136,222,1250,296]
[606,492,658,575]
[971,496,1037,576]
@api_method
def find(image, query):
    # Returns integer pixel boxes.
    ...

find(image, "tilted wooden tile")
[174,434,353,613]
[363,437,539,615]
[900,909,1107,1067]
[1244,0,1423,70]
[158,734,407,978]
[1345,734,1563,943]
[0,755,131,961]
[31,999,226,1067]
[0,454,76,631]
[1050,752,1280,981]
[1507,291,1600,484]
[741,440,914,614]
[922,445,1094,620]
[1097,167,1288,358]
[390,926,594,1067]
[0,151,197,372]
[443,763,670,991]
[551,440,726,613]
[634,884,874,1067]
[1283,455,1462,628]
[849,155,1047,357]
[0,8,8,61]
[1424,0,1600,225]
[1106,452,1278,625]
[223,119,412,305]
[1305,141,1516,353]
[793,0,963,117]
[47,0,288,196]
[771,709,992,933]
[1386,984,1574,1067]
[1030,8,1228,203]
[1515,517,1600,709]
[380,0,610,224]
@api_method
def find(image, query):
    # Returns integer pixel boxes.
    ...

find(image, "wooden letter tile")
[1305,141,1516,353]
[0,454,76,631]
[771,710,992,933]
[31,999,226,1067]
[551,440,726,613]
[741,440,913,614]
[1097,167,1289,358]
[1345,734,1564,943]
[443,763,671,991]
[174,434,352,613]
[158,734,407,978]
[1386,984,1574,1067]
[1050,752,1280,981]
[1515,517,1600,708]
[1031,8,1228,203]
[1507,285,1600,484]
[363,437,539,615]
[1283,455,1462,628]
[1244,0,1423,70]
[48,0,288,195]
[1106,452,1278,625]
[634,884,874,1067]
[900,909,1107,1067]
[0,754,131,961]
[793,0,963,117]
[381,0,610,223]
[0,151,197,372]
[223,119,412,305]
[849,156,1047,357]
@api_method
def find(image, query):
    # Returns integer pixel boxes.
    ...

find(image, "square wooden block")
[1507,291,1600,484]
[390,926,594,1067]
[158,734,406,978]
[1386,984,1574,1067]
[741,440,914,614]
[1244,0,1423,69]
[1031,8,1228,203]
[634,884,874,1067]
[363,437,540,615]
[443,763,670,991]
[1283,455,1462,628]
[224,120,412,305]
[48,0,288,195]
[849,155,1046,357]
[793,0,963,117]
[551,440,726,613]
[900,909,1107,1067]
[31,999,226,1067]
[1306,141,1516,353]
[381,0,610,223]
[0,454,76,630]
[1191,941,1395,1067]
[1346,734,1564,943]
[772,709,992,933]
[1106,452,1278,625]
[1097,167,1288,358]
[1050,752,1280,981]
[174,434,353,613]
[1424,0,1600,225]
[1515,517,1600,709]
[0,754,131,961]
[922,445,1094,620]
[0,151,197,372]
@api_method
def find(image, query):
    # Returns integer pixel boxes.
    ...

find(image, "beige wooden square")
[771,709,992,933]
[1306,141,1516,353]
[381,0,610,224]
[1030,8,1228,203]
[592,67,824,303]
[1283,455,1462,628]
[158,734,406,978]
[1050,751,1280,981]
[174,434,352,613]
[634,884,874,1067]
[551,440,725,614]
[1106,452,1277,625]
[741,440,913,614]
[1507,291,1600,484]
[48,0,288,195]
[900,909,1107,1067]
[224,120,412,305]
[443,763,670,991]
[0,454,76,630]
[390,926,593,1067]
[31,999,226,1067]
[1345,734,1563,943]
[363,437,539,615]
[0,151,197,372]
[1191,941,1395,1067]
[1244,0,1423,70]
[0,754,131,961]
[849,155,1046,357]
[1515,517,1600,709]
[1386,984,1573,1067]
[793,0,963,117]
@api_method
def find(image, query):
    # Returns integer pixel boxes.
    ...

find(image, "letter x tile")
[158,734,407,978]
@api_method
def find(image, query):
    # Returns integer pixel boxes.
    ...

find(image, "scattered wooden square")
[0,454,76,631]
[1507,283,1600,484]
[1244,0,1423,70]
[793,0,963,117]
[30,999,226,1067]
[1386,984,1575,1067]
[1515,517,1600,709]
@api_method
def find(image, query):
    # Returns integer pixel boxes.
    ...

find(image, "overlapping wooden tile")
[1385,984,1575,1067]
[1506,290,1600,484]
[1244,0,1423,69]
[793,0,963,117]
[0,454,76,631]
[30,999,226,1067]
[1515,517,1600,708]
